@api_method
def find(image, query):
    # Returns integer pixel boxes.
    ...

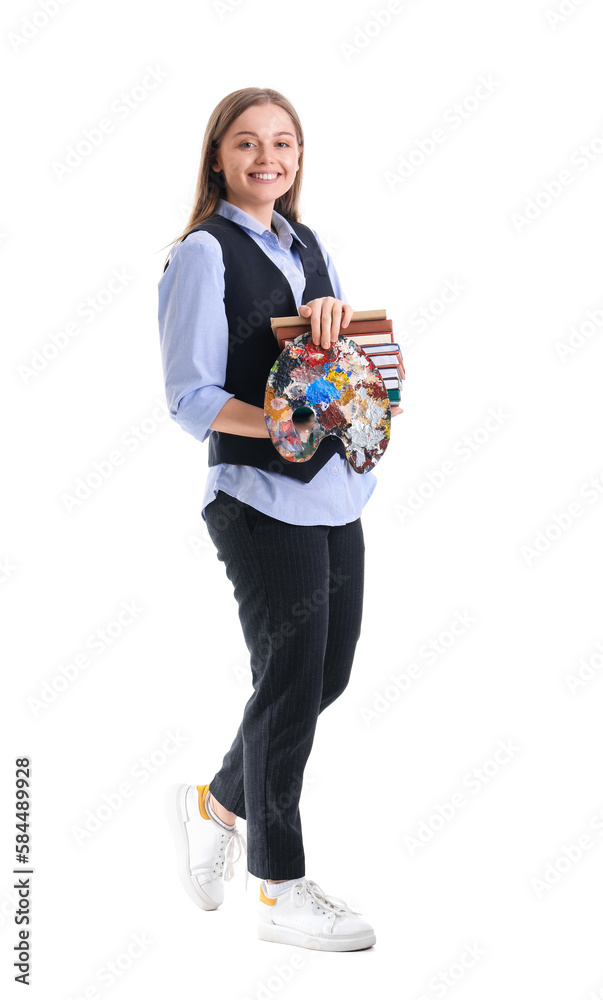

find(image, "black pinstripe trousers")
[204,489,365,880]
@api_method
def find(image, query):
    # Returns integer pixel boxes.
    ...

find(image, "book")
[270,308,387,328]
[269,309,404,402]
[273,320,393,349]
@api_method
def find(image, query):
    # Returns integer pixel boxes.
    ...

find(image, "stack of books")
[269,309,404,405]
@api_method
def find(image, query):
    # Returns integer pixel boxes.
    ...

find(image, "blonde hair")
[161,87,305,269]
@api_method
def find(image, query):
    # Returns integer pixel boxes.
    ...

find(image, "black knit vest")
[167,213,347,482]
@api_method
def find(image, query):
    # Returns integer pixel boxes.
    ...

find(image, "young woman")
[158,86,403,952]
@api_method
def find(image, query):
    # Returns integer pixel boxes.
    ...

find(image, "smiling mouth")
[248,172,281,180]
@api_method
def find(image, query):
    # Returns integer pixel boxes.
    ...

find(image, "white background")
[3,0,603,996]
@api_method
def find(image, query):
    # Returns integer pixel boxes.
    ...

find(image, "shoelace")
[191,826,249,890]
[218,828,249,889]
[291,879,361,916]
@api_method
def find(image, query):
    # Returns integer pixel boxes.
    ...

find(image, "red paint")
[320,401,344,431]
[302,345,329,368]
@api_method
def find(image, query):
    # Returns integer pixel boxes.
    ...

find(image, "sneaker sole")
[257,920,376,952]
[164,783,224,911]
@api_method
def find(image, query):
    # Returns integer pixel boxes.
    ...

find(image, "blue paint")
[306,378,340,406]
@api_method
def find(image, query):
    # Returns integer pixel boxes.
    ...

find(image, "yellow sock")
[196,784,211,820]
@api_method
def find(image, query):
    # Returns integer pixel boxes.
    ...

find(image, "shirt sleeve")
[157,237,235,444]
[310,228,348,304]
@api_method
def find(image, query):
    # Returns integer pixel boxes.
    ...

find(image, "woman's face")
[211,103,300,211]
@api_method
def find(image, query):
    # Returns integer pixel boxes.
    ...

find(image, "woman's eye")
[239,141,289,148]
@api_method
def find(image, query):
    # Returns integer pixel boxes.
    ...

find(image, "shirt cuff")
[172,386,236,444]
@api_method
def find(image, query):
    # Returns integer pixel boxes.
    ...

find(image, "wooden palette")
[264,332,391,473]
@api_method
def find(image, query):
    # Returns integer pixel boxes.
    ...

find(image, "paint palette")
[264,332,391,473]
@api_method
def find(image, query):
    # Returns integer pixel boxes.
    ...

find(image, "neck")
[223,194,275,232]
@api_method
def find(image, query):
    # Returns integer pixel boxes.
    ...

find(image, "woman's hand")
[299,298,405,417]
[298,298,354,349]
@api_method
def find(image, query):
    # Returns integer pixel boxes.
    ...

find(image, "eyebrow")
[232,131,295,138]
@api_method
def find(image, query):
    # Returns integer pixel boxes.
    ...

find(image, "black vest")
[165,213,347,482]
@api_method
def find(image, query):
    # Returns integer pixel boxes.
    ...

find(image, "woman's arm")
[209,397,270,437]
[158,238,268,439]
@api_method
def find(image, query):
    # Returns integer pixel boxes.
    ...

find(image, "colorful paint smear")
[264,333,391,473]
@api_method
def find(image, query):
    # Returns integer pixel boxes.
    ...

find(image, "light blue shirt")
[157,197,377,525]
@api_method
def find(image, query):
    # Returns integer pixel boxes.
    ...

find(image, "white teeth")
[250,173,279,179]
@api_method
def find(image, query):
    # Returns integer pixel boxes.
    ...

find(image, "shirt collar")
[216,197,307,250]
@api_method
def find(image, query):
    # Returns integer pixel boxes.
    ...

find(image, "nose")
[254,141,277,162]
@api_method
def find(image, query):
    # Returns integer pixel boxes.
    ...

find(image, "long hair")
[160,87,305,269]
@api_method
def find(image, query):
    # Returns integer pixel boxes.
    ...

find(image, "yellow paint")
[264,387,292,422]
[326,367,350,391]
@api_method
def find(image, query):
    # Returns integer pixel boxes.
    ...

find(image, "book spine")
[270,308,387,330]
[276,322,392,343]
[277,331,394,350]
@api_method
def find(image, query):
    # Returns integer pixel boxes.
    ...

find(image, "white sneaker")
[165,783,247,910]
[258,878,376,951]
